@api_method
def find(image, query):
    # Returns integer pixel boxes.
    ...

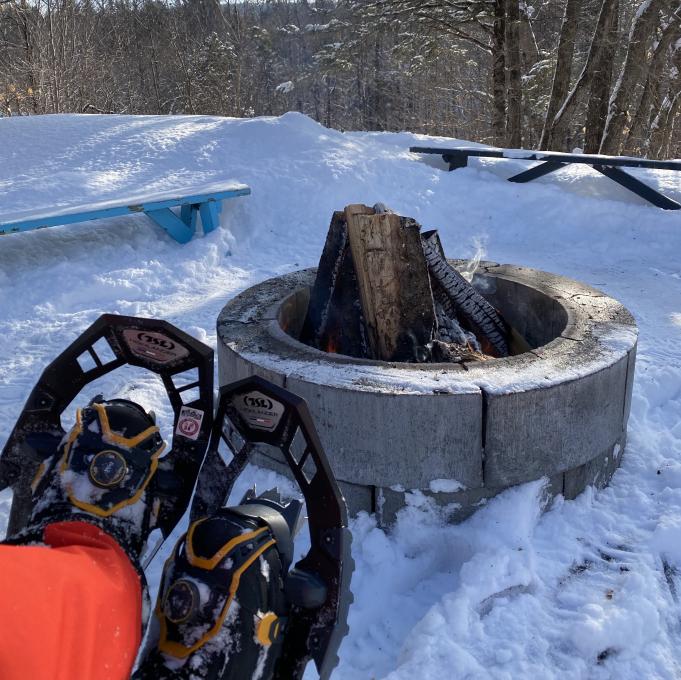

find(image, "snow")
[275,81,295,95]
[2,112,681,678]
[429,479,466,493]
[0,116,248,225]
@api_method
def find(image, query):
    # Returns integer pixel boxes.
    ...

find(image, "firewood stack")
[300,204,525,363]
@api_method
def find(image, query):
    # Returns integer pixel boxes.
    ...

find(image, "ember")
[300,204,528,363]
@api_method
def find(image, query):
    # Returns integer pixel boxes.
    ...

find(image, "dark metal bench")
[410,146,681,210]
[0,183,251,243]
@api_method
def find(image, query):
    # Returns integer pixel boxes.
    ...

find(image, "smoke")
[459,236,487,283]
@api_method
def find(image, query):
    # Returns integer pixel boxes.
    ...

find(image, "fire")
[326,336,338,354]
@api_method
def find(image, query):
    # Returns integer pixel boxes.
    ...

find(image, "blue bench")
[0,183,251,243]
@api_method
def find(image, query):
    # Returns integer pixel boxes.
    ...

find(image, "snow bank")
[1,112,681,678]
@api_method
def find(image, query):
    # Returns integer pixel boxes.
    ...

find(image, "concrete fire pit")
[217,262,637,525]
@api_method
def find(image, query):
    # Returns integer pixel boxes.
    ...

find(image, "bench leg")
[180,204,200,231]
[146,208,195,243]
[594,165,681,210]
[442,153,468,171]
[508,161,566,183]
[199,200,221,234]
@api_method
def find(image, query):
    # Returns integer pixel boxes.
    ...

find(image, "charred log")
[429,339,489,363]
[421,230,510,358]
[300,210,368,356]
[301,206,521,364]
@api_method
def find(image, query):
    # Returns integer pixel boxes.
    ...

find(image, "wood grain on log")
[345,205,435,361]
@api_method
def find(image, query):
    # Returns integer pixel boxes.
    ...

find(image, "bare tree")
[505,0,521,146]
[542,0,621,150]
[491,0,506,143]
[539,0,582,149]
[600,0,673,154]
[584,0,619,153]
[2,0,681,158]
[626,8,681,153]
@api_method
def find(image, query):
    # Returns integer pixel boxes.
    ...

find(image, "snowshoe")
[137,375,354,680]
[0,313,214,564]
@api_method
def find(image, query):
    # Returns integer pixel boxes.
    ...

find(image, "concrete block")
[218,335,286,388]
[286,375,483,489]
[563,442,623,500]
[377,483,496,527]
[623,344,637,431]
[377,472,564,528]
[484,354,629,487]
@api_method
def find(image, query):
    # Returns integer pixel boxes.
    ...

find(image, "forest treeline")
[2,0,681,158]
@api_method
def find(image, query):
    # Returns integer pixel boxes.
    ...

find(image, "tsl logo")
[243,395,273,410]
[122,329,189,364]
[136,332,175,350]
[233,390,285,432]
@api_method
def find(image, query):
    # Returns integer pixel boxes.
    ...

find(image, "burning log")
[300,211,368,357]
[301,204,520,363]
[421,230,510,358]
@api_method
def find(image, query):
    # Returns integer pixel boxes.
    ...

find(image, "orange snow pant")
[0,521,142,680]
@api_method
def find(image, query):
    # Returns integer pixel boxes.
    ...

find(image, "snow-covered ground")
[1,113,681,679]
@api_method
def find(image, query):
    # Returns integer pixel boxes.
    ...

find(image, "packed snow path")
[1,113,681,679]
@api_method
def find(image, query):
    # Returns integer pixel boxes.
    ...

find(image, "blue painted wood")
[199,200,221,233]
[180,204,199,231]
[146,208,195,244]
[0,186,251,241]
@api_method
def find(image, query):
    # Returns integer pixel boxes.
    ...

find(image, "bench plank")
[0,185,251,241]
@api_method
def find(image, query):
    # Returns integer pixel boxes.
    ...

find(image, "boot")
[137,492,303,679]
[4,395,166,588]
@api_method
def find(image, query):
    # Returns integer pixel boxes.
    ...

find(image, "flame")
[326,336,338,354]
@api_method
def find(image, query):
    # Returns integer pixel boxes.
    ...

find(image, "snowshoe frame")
[191,375,353,680]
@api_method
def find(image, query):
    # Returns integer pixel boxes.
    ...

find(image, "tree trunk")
[519,4,539,70]
[544,0,620,151]
[492,0,507,145]
[649,43,681,157]
[539,0,582,150]
[505,0,522,147]
[625,11,681,154]
[600,0,667,155]
[650,90,681,157]
[585,0,619,153]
